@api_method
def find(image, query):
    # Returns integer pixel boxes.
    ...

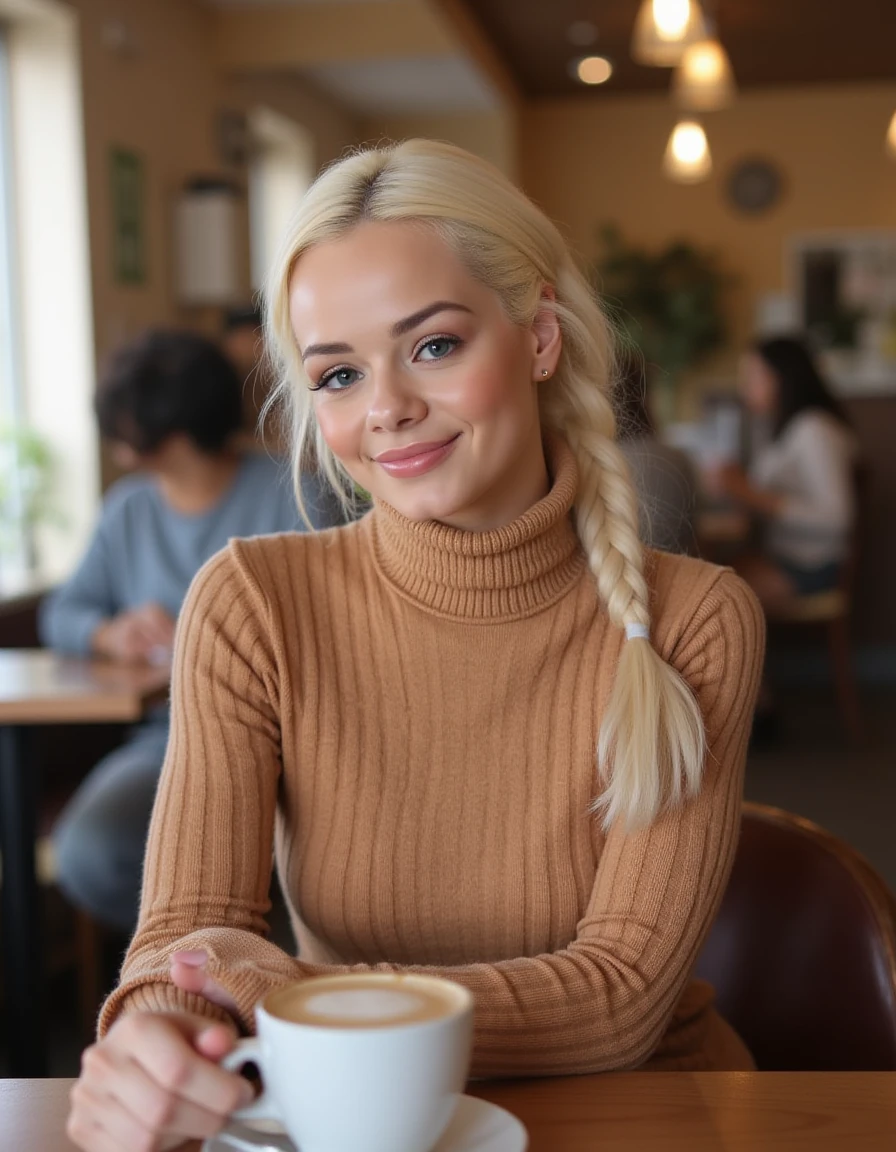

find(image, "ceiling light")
[663,120,712,182]
[887,111,896,158]
[576,56,613,85]
[673,37,736,110]
[567,20,598,47]
[632,0,708,67]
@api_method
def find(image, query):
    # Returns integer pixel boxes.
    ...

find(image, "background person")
[40,329,344,934]
[614,352,698,555]
[706,335,859,610]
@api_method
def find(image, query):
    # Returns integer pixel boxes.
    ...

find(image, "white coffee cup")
[221,973,474,1152]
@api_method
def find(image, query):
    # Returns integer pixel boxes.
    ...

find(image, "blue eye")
[416,336,460,361]
[313,366,361,392]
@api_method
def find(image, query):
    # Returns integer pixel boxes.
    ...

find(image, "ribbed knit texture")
[100,439,765,1075]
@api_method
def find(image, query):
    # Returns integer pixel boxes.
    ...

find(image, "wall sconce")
[173,179,243,306]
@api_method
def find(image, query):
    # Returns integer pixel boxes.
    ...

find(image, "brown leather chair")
[695,802,896,1070]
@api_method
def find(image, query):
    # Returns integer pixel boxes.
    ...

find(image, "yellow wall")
[521,82,896,400]
[362,108,518,176]
[64,0,360,361]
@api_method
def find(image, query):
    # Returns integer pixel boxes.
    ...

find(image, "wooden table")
[3,1073,895,1150]
[0,650,169,1077]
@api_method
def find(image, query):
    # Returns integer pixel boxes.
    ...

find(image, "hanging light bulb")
[631,0,708,67]
[673,37,736,110]
[887,111,896,158]
[663,120,712,182]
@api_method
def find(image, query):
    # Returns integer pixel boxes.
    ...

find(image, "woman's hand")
[704,463,784,517]
[67,1011,254,1152]
[91,603,176,664]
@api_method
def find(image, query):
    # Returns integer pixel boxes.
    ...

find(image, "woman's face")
[739,351,779,416]
[288,221,560,531]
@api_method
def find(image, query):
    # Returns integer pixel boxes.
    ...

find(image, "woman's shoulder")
[645,550,765,674]
[193,516,371,610]
[787,409,856,452]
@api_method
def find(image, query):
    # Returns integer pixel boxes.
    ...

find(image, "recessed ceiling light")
[567,20,598,47]
[575,56,613,86]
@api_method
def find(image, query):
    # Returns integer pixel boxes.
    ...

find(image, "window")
[0,24,30,587]
[248,107,315,291]
[0,1,97,594]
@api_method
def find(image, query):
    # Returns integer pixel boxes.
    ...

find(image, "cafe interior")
[1,0,895,1146]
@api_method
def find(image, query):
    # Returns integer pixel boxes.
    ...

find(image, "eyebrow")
[300,301,473,361]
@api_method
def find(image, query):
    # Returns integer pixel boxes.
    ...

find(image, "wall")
[54,0,360,489]
[362,107,518,177]
[62,0,361,358]
[521,82,896,398]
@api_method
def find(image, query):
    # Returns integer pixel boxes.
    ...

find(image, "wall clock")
[726,158,784,215]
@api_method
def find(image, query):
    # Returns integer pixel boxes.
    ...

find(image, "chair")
[695,802,896,1070]
[765,464,870,741]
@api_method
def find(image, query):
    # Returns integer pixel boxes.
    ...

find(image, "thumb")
[171,951,241,1017]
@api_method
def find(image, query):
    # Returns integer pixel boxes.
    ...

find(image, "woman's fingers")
[68,1013,252,1152]
[69,1078,158,1152]
[87,1040,238,1142]
[122,1014,250,1115]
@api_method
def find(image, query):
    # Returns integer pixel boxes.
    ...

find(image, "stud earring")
[541,369,549,378]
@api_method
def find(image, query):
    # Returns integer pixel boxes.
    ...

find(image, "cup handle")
[220,1037,278,1124]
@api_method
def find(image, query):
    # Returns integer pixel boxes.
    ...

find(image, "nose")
[366,365,428,434]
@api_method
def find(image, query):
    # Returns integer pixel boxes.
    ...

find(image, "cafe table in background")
[0,649,170,1077]
[2,1072,895,1149]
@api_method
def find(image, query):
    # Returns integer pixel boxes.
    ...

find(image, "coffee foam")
[302,988,429,1022]
[271,977,461,1030]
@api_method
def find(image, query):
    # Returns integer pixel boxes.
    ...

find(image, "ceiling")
[466,0,896,99]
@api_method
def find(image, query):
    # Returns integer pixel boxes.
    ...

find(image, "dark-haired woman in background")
[40,330,344,933]
[708,336,859,609]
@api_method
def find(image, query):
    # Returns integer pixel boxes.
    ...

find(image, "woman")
[41,330,343,934]
[68,142,763,1152]
[709,336,859,608]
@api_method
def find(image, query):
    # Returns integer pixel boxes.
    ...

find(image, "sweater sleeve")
[100,555,763,1078]
[98,545,302,1035]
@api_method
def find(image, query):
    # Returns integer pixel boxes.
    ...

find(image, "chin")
[381,483,473,525]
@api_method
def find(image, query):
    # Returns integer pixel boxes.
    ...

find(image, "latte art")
[271,975,462,1030]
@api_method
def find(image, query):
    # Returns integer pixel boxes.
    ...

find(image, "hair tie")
[625,622,650,642]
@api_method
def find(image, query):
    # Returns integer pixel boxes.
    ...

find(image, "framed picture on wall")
[789,231,896,395]
[109,147,146,285]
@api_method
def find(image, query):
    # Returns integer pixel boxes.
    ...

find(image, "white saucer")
[204,1093,528,1152]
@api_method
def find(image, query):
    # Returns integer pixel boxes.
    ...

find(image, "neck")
[370,434,585,621]
[156,445,241,515]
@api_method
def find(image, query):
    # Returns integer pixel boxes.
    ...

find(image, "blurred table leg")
[0,725,47,1076]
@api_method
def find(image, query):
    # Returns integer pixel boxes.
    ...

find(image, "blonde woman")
[68,141,764,1152]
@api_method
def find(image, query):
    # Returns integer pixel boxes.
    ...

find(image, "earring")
[541,369,549,378]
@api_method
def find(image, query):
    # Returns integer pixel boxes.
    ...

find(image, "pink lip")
[374,435,460,478]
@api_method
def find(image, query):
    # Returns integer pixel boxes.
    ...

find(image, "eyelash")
[308,334,463,392]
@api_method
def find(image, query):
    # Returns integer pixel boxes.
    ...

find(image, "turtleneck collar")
[369,436,586,621]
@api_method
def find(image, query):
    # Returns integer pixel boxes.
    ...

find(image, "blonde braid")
[541,271,706,830]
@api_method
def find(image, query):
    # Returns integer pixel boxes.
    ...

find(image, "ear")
[529,284,562,382]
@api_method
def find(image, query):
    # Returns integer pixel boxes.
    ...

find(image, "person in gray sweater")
[40,329,344,931]
[614,353,698,556]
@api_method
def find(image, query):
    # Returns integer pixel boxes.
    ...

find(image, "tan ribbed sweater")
[100,440,765,1075]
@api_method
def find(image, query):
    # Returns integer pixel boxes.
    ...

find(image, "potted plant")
[0,422,57,588]
[592,224,731,423]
